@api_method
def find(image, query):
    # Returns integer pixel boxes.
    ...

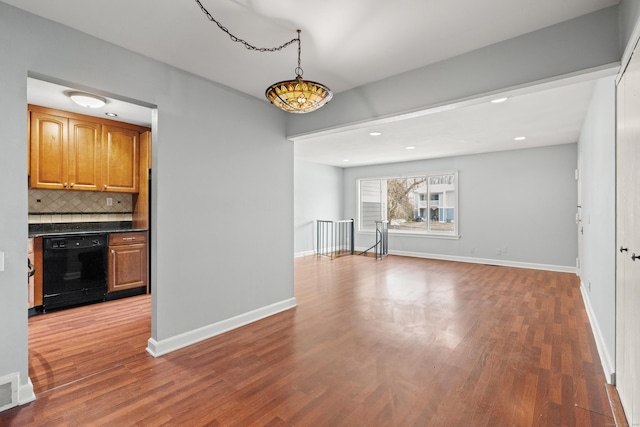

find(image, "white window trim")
[357,229,461,240]
[357,170,459,238]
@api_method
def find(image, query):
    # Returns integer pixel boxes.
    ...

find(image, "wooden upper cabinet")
[68,119,102,191]
[30,112,102,191]
[28,105,148,193]
[102,124,139,193]
[30,111,69,190]
[132,131,151,229]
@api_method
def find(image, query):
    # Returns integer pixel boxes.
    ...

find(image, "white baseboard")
[19,377,35,406]
[294,250,315,258]
[146,297,297,357]
[580,281,615,385]
[354,247,577,273]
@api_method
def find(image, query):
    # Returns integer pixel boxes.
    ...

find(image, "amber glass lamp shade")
[265,76,333,114]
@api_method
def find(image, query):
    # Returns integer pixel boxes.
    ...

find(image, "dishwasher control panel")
[45,234,107,250]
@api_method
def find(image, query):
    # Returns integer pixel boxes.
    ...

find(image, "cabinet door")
[109,243,147,292]
[102,125,139,193]
[29,112,68,189]
[68,119,102,191]
[27,236,43,307]
[28,239,34,309]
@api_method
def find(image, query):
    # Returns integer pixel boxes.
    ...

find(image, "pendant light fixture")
[265,30,332,113]
[195,1,332,113]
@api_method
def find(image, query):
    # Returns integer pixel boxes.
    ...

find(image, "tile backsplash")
[28,189,133,223]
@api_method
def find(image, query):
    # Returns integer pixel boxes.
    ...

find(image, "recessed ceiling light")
[105,112,118,118]
[514,136,526,141]
[369,132,382,136]
[68,91,107,108]
[405,146,416,150]
[343,159,350,162]
[491,97,508,103]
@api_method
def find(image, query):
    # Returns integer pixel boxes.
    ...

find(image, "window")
[358,171,458,236]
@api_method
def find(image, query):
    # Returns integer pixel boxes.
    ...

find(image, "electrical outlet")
[0,251,4,272]
[106,198,113,206]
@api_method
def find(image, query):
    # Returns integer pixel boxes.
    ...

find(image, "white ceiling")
[293,77,604,167]
[27,78,153,127]
[9,0,620,166]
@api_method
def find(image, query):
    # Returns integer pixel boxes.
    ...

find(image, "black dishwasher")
[43,234,108,311]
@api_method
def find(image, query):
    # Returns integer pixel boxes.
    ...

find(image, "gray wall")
[621,0,640,52]
[294,160,344,256]
[343,144,578,269]
[0,1,293,397]
[286,6,620,138]
[577,76,616,381]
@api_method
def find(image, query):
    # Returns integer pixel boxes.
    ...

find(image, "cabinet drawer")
[109,231,147,245]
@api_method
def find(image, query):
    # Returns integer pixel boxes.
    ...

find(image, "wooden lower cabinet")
[108,232,148,293]
[28,237,43,309]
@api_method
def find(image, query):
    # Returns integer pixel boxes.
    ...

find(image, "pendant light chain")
[195,0,299,53]
[195,0,332,113]
[295,30,304,78]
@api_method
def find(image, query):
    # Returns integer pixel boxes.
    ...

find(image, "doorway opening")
[26,74,157,396]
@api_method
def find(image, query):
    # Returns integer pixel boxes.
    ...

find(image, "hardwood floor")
[1,255,615,426]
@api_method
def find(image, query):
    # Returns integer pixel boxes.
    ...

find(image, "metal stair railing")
[359,220,389,259]
[316,219,354,260]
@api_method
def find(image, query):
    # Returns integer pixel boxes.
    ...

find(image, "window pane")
[428,173,456,233]
[358,172,457,235]
[387,177,427,231]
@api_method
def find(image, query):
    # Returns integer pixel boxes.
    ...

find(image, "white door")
[616,48,640,425]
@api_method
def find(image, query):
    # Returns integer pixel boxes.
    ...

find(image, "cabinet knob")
[104,184,107,189]
[633,253,640,261]
[620,246,628,253]
[70,182,75,188]
[63,182,67,188]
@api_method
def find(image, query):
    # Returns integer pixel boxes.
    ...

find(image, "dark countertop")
[29,221,147,238]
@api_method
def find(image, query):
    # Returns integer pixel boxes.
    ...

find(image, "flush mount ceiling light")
[196,0,332,114]
[491,97,508,104]
[68,91,106,108]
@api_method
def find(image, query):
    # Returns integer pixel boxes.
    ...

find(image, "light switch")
[0,251,4,272]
